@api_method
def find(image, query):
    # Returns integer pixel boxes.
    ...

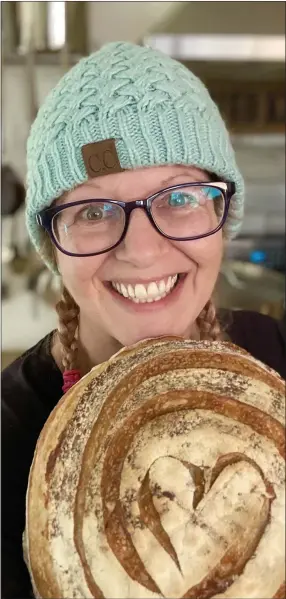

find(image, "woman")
[2,42,285,599]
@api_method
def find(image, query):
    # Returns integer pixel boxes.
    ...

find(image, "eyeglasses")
[36,181,235,257]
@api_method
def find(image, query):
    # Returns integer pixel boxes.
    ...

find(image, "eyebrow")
[57,186,98,206]
[59,169,209,205]
[160,171,208,185]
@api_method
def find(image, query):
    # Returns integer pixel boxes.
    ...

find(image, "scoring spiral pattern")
[25,338,285,599]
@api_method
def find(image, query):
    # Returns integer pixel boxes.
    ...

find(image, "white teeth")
[147,282,159,297]
[134,284,147,300]
[165,276,172,292]
[127,284,135,298]
[120,283,128,297]
[111,274,179,303]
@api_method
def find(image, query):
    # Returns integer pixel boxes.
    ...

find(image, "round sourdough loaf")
[25,338,285,599]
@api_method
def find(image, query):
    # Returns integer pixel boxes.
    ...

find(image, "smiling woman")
[49,165,229,369]
[2,41,285,599]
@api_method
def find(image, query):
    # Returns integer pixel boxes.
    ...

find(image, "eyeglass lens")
[52,185,225,255]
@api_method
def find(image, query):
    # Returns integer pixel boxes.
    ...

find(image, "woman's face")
[55,165,223,346]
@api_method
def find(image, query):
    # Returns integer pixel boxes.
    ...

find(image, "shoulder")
[2,332,63,415]
[226,310,286,380]
[1,333,63,598]
[2,331,63,474]
[2,329,63,453]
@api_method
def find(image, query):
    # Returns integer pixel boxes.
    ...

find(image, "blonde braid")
[56,287,80,371]
[196,298,222,341]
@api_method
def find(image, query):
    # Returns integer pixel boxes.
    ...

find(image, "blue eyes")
[168,192,192,207]
[168,186,221,208]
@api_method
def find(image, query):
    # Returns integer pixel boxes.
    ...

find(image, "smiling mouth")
[108,274,185,304]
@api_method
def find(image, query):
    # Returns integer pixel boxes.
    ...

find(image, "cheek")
[56,251,105,300]
[173,231,223,268]
[179,233,223,311]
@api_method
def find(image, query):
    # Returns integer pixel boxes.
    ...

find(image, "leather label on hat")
[82,139,124,178]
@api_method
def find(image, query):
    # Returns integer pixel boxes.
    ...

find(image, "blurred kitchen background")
[2,1,285,368]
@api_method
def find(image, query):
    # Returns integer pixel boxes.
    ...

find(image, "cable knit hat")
[26,41,244,270]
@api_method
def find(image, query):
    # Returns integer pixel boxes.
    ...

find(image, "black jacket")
[1,310,285,598]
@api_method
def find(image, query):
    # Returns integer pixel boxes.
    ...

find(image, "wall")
[154,1,285,35]
[3,64,64,180]
[86,1,183,48]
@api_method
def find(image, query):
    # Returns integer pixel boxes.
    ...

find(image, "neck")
[76,319,201,376]
[77,316,122,375]
[51,314,201,376]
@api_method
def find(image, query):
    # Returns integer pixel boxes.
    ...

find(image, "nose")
[114,208,169,267]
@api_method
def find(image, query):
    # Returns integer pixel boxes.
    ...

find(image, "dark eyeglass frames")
[36,181,235,258]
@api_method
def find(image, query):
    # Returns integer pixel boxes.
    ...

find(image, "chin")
[114,318,193,348]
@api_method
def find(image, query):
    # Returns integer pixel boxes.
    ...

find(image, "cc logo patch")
[82,139,124,178]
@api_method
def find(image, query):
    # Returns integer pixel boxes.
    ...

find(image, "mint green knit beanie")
[25,41,244,270]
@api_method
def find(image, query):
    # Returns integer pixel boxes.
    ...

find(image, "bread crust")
[25,339,285,598]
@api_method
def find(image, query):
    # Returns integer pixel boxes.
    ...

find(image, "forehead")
[59,164,210,205]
